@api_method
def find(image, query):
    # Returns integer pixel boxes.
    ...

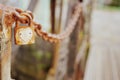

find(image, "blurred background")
[0,0,120,80]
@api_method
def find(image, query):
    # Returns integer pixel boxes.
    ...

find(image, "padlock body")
[15,26,35,45]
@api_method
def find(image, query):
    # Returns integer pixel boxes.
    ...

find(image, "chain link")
[0,2,82,43]
[34,2,82,43]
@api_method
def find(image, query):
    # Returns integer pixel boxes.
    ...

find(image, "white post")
[0,9,12,80]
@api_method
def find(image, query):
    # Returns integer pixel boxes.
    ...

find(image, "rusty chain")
[0,2,82,43]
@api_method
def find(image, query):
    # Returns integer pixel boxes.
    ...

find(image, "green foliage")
[110,0,120,6]
[33,51,43,60]
[98,5,120,11]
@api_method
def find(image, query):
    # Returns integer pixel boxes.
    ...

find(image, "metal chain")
[0,2,82,43]
[34,2,82,43]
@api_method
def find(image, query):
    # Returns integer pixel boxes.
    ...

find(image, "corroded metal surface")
[0,9,12,80]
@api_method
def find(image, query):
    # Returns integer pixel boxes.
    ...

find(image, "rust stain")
[3,14,14,28]
[1,42,11,66]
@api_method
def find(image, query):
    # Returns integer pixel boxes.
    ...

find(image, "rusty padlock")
[14,19,35,45]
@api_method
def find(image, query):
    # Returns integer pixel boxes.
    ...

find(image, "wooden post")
[47,0,69,80]
[67,0,81,79]
[73,0,94,80]
[0,10,12,80]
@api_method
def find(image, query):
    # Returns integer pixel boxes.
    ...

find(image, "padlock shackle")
[15,13,33,28]
[21,12,33,27]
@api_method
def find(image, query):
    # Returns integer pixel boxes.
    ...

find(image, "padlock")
[14,19,35,45]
